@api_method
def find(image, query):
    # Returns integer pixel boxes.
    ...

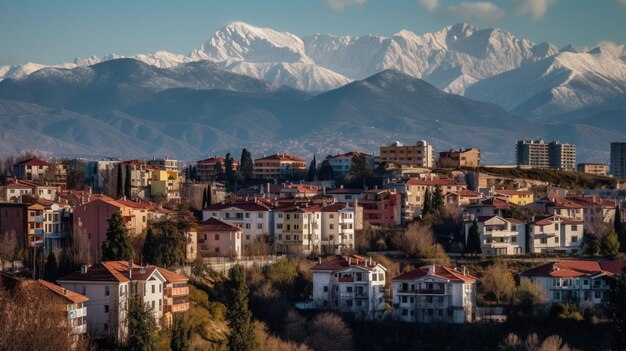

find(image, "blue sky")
[1,0,625,65]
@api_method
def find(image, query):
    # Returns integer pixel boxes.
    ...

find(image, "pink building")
[359,189,401,227]
[197,217,243,258]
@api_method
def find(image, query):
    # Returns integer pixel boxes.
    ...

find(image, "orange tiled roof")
[393,265,477,283]
[520,260,626,278]
[37,279,89,303]
[254,153,306,163]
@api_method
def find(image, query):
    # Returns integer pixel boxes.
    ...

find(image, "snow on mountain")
[465,52,626,116]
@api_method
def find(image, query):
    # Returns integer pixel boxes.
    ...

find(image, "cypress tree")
[316,159,334,181]
[224,153,235,184]
[239,148,254,182]
[202,187,208,209]
[226,265,257,351]
[466,220,482,254]
[615,207,625,253]
[101,211,133,261]
[422,188,432,215]
[171,316,192,351]
[306,155,317,182]
[215,161,224,182]
[609,266,626,349]
[431,185,444,213]
[116,164,124,199]
[602,231,621,256]
[206,184,212,207]
[127,296,158,351]
[125,164,132,199]
[142,228,158,265]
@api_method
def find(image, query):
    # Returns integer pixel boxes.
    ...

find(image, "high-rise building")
[610,142,626,178]
[516,140,576,171]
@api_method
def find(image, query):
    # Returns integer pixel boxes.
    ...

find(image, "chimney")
[128,260,133,279]
[462,266,467,276]
[80,265,88,274]
[428,265,435,275]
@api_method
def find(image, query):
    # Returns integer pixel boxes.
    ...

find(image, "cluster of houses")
[309,254,626,323]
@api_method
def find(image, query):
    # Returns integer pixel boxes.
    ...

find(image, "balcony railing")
[167,302,190,313]
[166,286,189,297]
[397,287,446,294]
[72,323,87,335]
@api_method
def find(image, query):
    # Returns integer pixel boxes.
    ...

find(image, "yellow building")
[494,189,534,206]
[150,169,181,202]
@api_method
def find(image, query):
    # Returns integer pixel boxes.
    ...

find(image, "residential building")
[567,195,617,224]
[464,198,513,219]
[22,195,72,253]
[549,141,576,171]
[519,260,626,309]
[610,142,626,178]
[123,160,153,199]
[445,189,482,207]
[392,265,477,323]
[327,151,373,178]
[379,140,434,168]
[405,178,466,216]
[197,217,243,258]
[147,157,178,172]
[359,189,401,227]
[311,255,387,320]
[150,168,181,202]
[0,202,45,249]
[84,159,121,193]
[156,267,190,327]
[438,148,481,168]
[195,156,239,181]
[494,189,534,206]
[0,179,60,202]
[273,206,322,255]
[465,216,526,255]
[253,153,307,180]
[516,140,576,171]
[73,197,149,263]
[577,163,609,176]
[202,200,272,254]
[12,158,65,183]
[326,187,364,204]
[528,215,584,254]
[320,203,357,255]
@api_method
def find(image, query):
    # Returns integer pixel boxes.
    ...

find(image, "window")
[225,213,230,219]
[346,300,352,307]
[258,213,263,218]
[257,223,263,229]
[572,225,578,231]
[152,285,155,294]
[540,238,547,244]
[245,213,250,218]
[215,234,220,241]
[277,223,283,229]
[105,286,110,296]
[245,223,250,229]
[401,309,408,316]
[572,236,578,242]
[152,301,155,310]
[554,223,559,230]
[512,237,517,243]
[401,296,407,303]
[329,214,334,219]
[346,287,353,293]
[329,224,334,230]
[278,213,283,218]
[323,286,328,292]
[104,305,109,313]
[104,323,109,331]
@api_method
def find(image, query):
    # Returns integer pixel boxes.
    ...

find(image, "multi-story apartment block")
[21,195,72,253]
[195,156,239,181]
[516,140,576,171]
[359,189,401,227]
[463,198,512,219]
[311,255,387,320]
[202,200,273,254]
[327,151,373,178]
[0,202,46,249]
[405,178,466,216]
[494,189,534,206]
[320,203,357,254]
[150,168,181,202]
[466,216,526,255]
[567,195,617,224]
[84,159,121,193]
[273,206,322,254]
[147,157,178,172]
[123,160,153,199]
[326,187,364,204]
[392,265,477,323]
[379,140,434,168]
[156,267,190,327]
[528,215,584,254]
[0,179,60,202]
[438,148,481,168]
[549,141,576,171]
[197,217,243,258]
[519,260,626,309]
[610,142,626,178]
[12,158,66,183]
[577,163,609,176]
[253,153,307,180]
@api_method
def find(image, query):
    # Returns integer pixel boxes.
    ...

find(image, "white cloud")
[325,0,366,11]
[516,0,557,21]
[419,0,440,12]
[447,2,505,21]
[618,0,626,7]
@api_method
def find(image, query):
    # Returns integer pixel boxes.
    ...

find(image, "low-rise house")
[195,156,239,181]
[566,195,617,224]
[197,217,243,258]
[494,189,534,206]
[438,148,481,168]
[445,189,482,207]
[12,158,66,184]
[464,197,512,219]
[528,215,584,254]
[327,151,373,178]
[577,163,609,176]
[405,178,466,216]
[466,216,526,255]
[519,260,626,309]
[311,255,387,320]
[392,265,477,323]
[326,187,364,204]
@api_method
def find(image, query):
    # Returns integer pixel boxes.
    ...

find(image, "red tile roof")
[392,265,477,283]
[199,217,242,232]
[326,188,364,195]
[311,255,382,272]
[406,178,458,186]
[531,215,582,226]
[37,279,89,303]
[254,153,306,163]
[156,267,188,283]
[204,201,272,212]
[520,260,626,278]
[58,263,130,283]
[330,151,371,159]
[15,158,50,166]
[448,189,481,197]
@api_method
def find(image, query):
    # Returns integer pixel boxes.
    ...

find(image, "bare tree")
[393,223,451,266]
[305,313,354,351]
[0,230,18,270]
[482,261,516,305]
[70,226,91,266]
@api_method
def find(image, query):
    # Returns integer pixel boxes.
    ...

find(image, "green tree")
[205,185,212,208]
[431,185,444,213]
[226,265,257,351]
[117,164,124,199]
[171,316,192,351]
[347,155,371,185]
[608,267,626,349]
[125,164,132,199]
[602,231,621,256]
[214,161,224,181]
[225,153,235,188]
[238,148,254,182]
[101,211,133,261]
[142,228,159,265]
[422,187,432,215]
[202,187,208,209]
[43,251,59,282]
[615,207,625,253]
[306,155,317,182]
[466,220,482,254]
[316,159,334,181]
[127,296,158,351]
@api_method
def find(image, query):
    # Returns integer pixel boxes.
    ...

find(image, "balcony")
[72,323,87,335]
[166,286,189,297]
[34,215,44,223]
[166,302,190,313]
[70,307,87,319]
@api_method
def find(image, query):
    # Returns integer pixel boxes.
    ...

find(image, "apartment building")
[379,140,434,168]
[0,179,60,202]
[21,195,72,253]
[327,151,373,178]
[202,200,272,254]
[405,177,466,215]
[319,203,357,255]
[253,153,307,180]
[438,148,481,168]
[84,159,121,193]
[519,260,626,309]
[494,189,534,206]
[610,142,626,178]
[516,140,576,171]
[12,158,67,184]
[156,267,190,327]
[273,206,322,254]
[0,202,45,249]
[567,195,617,224]
[466,216,526,255]
[528,215,584,254]
[197,217,243,258]
[195,156,239,181]
[311,255,387,320]
[549,141,576,171]
[464,198,512,219]
[577,163,609,176]
[150,168,181,202]
[392,265,477,324]
[123,160,153,199]
[147,157,178,172]
[326,187,364,204]
[445,189,482,207]
[359,189,401,227]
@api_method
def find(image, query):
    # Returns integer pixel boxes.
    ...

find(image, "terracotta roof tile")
[393,265,477,283]
[199,217,242,231]
[37,279,89,303]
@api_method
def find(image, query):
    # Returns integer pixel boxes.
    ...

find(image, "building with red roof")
[405,177,466,216]
[359,188,401,227]
[195,156,239,181]
[253,153,307,180]
[197,217,243,258]
[311,255,387,320]
[391,265,477,323]
[528,214,584,254]
[519,260,626,308]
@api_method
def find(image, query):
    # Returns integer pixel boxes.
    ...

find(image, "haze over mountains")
[0,22,625,163]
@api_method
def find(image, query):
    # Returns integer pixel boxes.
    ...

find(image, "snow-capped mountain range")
[2,22,626,117]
